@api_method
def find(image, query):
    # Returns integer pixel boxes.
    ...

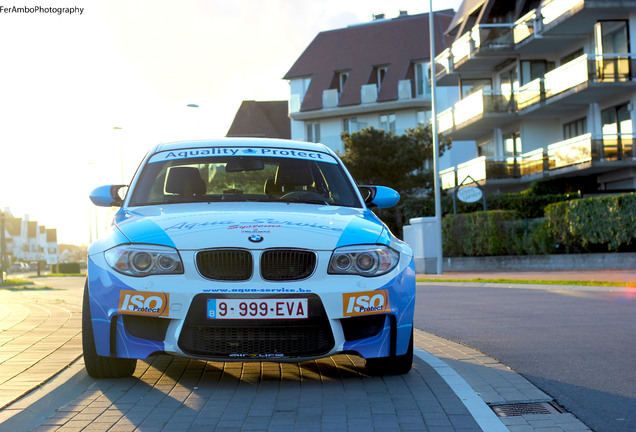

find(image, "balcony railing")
[440,167,457,189]
[435,48,453,77]
[543,53,633,100]
[595,55,633,82]
[541,0,584,26]
[519,148,546,176]
[438,107,454,133]
[544,54,589,98]
[513,9,537,44]
[451,31,473,64]
[517,78,543,110]
[456,156,519,185]
[548,134,592,169]
[592,134,635,161]
[438,89,516,132]
[472,24,514,52]
[440,134,635,188]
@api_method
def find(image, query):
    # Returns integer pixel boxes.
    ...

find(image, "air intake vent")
[261,249,316,281]
[196,249,252,281]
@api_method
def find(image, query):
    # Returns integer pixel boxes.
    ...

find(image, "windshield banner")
[149,147,337,164]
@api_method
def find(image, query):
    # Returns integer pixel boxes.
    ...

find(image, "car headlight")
[328,245,399,277]
[105,244,183,277]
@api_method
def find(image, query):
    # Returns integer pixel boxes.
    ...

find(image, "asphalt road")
[414,282,636,432]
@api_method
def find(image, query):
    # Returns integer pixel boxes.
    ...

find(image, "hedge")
[440,193,636,256]
[442,211,519,256]
[401,192,577,222]
[545,193,636,252]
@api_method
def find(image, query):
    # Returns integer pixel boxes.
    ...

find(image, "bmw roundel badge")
[248,235,263,243]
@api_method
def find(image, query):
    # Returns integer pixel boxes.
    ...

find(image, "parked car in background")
[85,138,415,378]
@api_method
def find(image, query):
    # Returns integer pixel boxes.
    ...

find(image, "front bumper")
[86,250,415,362]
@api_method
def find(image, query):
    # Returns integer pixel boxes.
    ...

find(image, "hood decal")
[114,204,386,251]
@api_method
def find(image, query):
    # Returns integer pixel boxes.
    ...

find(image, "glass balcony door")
[601,103,633,160]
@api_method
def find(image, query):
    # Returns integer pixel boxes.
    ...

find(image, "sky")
[0,0,463,246]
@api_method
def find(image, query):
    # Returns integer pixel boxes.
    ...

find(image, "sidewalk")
[0,273,613,431]
[417,269,636,284]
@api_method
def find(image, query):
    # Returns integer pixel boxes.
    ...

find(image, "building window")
[595,21,629,55]
[477,140,495,157]
[339,72,349,94]
[379,113,396,133]
[560,48,584,65]
[414,62,429,97]
[563,118,587,140]
[503,131,521,156]
[601,103,631,160]
[369,66,387,92]
[460,78,492,98]
[417,110,431,125]
[306,122,321,143]
[520,60,555,86]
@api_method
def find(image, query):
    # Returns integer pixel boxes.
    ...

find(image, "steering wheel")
[280,190,329,204]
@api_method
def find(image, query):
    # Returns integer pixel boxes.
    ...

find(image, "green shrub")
[545,193,636,252]
[442,211,518,256]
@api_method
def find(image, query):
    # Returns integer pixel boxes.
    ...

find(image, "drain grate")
[490,401,564,417]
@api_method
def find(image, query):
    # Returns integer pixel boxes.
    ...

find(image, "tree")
[340,124,451,197]
[340,124,451,235]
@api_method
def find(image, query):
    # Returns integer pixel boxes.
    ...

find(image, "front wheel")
[82,281,137,378]
[365,330,413,376]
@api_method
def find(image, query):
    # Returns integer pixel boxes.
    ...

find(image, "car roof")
[151,138,335,157]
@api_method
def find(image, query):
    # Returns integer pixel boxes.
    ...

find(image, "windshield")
[129,149,361,207]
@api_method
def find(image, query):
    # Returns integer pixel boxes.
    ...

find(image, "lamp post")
[429,0,444,274]
[113,127,124,184]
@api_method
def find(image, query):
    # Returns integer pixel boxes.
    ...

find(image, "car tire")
[82,281,137,378]
[365,329,413,376]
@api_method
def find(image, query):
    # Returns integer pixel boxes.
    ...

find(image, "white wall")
[520,119,562,152]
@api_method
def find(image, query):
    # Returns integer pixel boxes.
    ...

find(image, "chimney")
[372,13,385,20]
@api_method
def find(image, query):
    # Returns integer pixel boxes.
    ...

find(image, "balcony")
[516,54,634,112]
[440,156,519,190]
[440,134,635,190]
[448,23,515,73]
[547,133,634,170]
[437,89,516,139]
[541,0,584,27]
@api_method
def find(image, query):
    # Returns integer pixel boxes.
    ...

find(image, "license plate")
[207,298,308,320]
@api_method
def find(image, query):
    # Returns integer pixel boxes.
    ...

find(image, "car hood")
[109,203,389,251]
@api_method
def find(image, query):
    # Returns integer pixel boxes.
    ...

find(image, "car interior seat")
[165,167,206,196]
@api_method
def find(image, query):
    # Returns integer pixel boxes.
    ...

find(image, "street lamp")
[113,127,124,184]
[429,1,443,274]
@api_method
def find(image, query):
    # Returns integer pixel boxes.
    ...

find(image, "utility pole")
[429,1,444,274]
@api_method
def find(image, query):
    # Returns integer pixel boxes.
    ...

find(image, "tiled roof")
[226,101,291,139]
[284,11,454,112]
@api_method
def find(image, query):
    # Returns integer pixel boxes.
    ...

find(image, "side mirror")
[90,185,127,207]
[359,185,400,209]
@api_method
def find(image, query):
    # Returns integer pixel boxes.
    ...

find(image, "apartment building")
[1,209,59,266]
[435,0,636,194]
[284,10,466,163]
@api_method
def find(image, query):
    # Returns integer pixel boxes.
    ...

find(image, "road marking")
[414,347,510,432]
